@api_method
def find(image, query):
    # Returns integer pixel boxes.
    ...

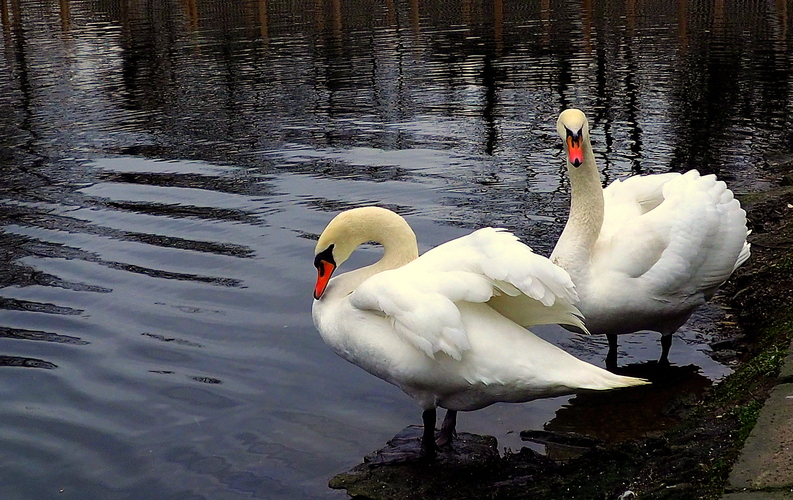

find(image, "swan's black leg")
[436,409,457,447]
[659,334,672,366]
[420,408,438,457]
[606,334,618,371]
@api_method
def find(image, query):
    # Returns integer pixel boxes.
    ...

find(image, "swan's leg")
[420,408,438,457]
[659,335,672,366]
[606,334,619,371]
[436,409,457,447]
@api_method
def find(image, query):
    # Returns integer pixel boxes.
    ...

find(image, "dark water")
[1,0,791,498]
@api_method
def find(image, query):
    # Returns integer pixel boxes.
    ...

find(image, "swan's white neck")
[551,139,604,283]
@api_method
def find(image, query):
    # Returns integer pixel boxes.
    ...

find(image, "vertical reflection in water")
[582,0,592,54]
[384,0,395,26]
[5,0,47,191]
[58,0,70,31]
[668,0,739,176]
[461,0,471,27]
[592,38,617,184]
[409,0,419,41]
[0,0,8,32]
[623,0,643,174]
[258,0,268,41]
[775,0,793,155]
[493,0,503,55]
[183,0,199,32]
[678,0,688,55]
[713,0,725,35]
[482,54,498,155]
[313,0,324,33]
[540,0,551,49]
[550,1,575,113]
[331,0,342,39]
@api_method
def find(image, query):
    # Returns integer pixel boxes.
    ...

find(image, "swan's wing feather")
[416,228,580,306]
[666,174,750,294]
[350,228,586,359]
[413,228,587,331]
[639,172,750,296]
[600,173,680,242]
[350,268,488,360]
[596,170,750,298]
[603,173,678,209]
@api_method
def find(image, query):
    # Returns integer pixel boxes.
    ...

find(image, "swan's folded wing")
[409,228,586,331]
[600,172,680,242]
[415,228,580,306]
[349,227,586,359]
[645,172,750,296]
[348,268,484,360]
[599,170,749,298]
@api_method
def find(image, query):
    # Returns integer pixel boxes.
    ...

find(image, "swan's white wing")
[594,170,749,298]
[415,228,580,305]
[418,228,587,332]
[649,172,750,295]
[350,228,584,360]
[349,268,477,360]
[599,172,680,243]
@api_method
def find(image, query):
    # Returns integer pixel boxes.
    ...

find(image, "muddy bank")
[330,179,793,500]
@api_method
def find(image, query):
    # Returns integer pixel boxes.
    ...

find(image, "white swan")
[312,206,647,457]
[551,108,751,369]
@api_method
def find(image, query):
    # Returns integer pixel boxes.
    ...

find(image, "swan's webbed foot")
[606,334,619,371]
[435,409,457,448]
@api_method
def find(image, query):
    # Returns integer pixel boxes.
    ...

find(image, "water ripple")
[0,327,89,345]
[0,296,83,316]
[0,356,58,369]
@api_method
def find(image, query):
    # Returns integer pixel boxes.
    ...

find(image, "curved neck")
[368,223,420,274]
[551,139,604,281]
[321,208,419,300]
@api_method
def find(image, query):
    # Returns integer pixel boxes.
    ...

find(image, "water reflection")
[530,363,711,460]
[0,0,791,498]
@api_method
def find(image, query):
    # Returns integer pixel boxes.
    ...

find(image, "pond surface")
[1,0,791,498]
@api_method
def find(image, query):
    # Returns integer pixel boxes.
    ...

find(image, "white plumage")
[312,206,647,457]
[551,109,750,368]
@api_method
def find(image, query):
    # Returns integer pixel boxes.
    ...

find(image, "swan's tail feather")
[580,371,650,391]
[734,238,751,272]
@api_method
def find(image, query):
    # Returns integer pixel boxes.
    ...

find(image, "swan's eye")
[565,126,583,141]
[314,245,336,275]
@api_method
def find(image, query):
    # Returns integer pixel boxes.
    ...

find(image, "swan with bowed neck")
[551,109,750,369]
[312,206,647,457]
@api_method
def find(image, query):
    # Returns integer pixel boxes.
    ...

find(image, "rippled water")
[1,0,792,498]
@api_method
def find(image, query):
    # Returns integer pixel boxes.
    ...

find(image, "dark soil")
[330,181,793,500]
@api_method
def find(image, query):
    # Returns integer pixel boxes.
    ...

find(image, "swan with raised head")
[551,108,750,369]
[312,206,647,458]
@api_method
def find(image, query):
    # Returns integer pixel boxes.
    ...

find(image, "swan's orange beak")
[314,260,336,299]
[566,135,584,168]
